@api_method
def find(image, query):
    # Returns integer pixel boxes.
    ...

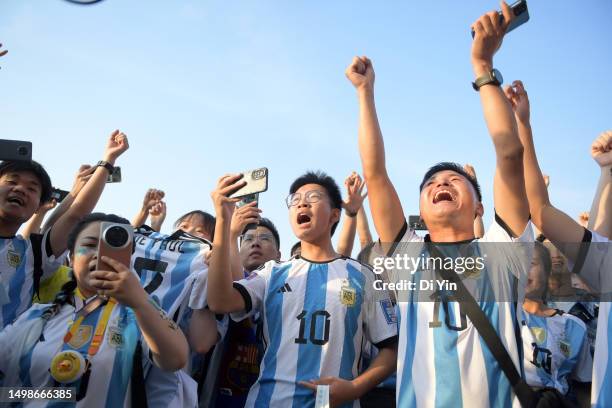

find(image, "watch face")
[492,69,503,85]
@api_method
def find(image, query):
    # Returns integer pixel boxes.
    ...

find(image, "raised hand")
[230,201,262,238]
[142,189,165,213]
[471,1,514,70]
[591,130,612,168]
[504,80,530,124]
[345,56,375,92]
[150,201,167,231]
[102,130,129,164]
[463,164,477,181]
[70,164,95,195]
[342,172,367,215]
[210,174,246,221]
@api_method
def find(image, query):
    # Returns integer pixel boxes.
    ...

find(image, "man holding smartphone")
[207,171,398,407]
[346,3,536,407]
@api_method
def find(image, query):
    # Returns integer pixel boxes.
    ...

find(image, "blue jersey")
[132,227,211,319]
[0,296,150,407]
[571,230,611,407]
[0,230,66,328]
[231,256,398,408]
[392,218,533,408]
[521,308,591,394]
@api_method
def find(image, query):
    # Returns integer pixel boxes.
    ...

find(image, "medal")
[50,350,87,383]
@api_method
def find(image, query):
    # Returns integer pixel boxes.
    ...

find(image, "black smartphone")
[106,166,122,183]
[228,167,268,199]
[471,0,529,38]
[0,139,32,162]
[50,188,69,203]
[408,215,427,231]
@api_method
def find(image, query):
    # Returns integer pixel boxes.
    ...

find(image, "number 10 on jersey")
[295,310,331,345]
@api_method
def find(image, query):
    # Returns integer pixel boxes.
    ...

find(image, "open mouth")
[249,250,263,258]
[432,190,454,204]
[7,196,25,206]
[297,213,311,225]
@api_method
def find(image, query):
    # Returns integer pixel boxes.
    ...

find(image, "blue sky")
[1,0,611,256]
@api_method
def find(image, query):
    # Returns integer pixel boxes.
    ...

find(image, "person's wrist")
[129,287,150,311]
[471,59,493,77]
[357,85,374,98]
[101,155,117,166]
[345,208,358,217]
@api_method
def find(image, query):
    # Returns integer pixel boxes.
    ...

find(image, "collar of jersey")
[424,234,476,245]
[296,254,344,264]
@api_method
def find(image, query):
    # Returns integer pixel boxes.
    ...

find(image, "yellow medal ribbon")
[52,296,117,384]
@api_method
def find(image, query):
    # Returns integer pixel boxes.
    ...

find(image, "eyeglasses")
[285,190,327,208]
[240,233,275,246]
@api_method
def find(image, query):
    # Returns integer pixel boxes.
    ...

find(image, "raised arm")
[49,131,129,256]
[132,189,164,228]
[356,206,373,250]
[337,172,367,257]
[229,200,262,280]
[207,174,249,313]
[505,81,584,261]
[149,200,167,232]
[41,165,94,233]
[463,164,485,238]
[471,3,529,236]
[588,131,612,238]
[346,57,406,243]
[21,200,56,238]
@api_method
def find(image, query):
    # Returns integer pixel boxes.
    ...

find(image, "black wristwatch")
[472,69,503,91]
[96,160,114,173]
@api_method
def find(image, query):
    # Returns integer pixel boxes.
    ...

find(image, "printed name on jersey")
[531,327,546,345]
[68,325,93,349]
[379,299,397,325]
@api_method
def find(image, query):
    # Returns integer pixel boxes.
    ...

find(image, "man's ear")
[276,250,281,261]
[475,202,484,218]
[331,208,341,225]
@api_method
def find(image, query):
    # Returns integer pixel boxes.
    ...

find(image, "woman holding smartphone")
[0,213,188,407]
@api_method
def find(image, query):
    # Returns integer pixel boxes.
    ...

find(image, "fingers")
[298,381,318,391]
[90,270,120,282]
[500,1,514,31]
[100,256,129,273]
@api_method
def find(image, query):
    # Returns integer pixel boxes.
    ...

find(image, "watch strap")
[96,160,114,173]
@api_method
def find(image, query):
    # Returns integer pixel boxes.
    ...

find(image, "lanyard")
[63,294,117,358]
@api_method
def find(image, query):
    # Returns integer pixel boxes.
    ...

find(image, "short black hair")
[290,241,301,257]
[0,160,53,204]
[174,210,216,240]
[289,170,342,235]
[419,162,482,202]
[67,212,130,255]
[241,217,280,250]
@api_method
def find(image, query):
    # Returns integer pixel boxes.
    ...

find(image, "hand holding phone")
[471,0,529,38]
[228,167,268,199]
[96,222,133,272]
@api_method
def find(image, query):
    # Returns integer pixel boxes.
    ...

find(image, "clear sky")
[1,0,611,256]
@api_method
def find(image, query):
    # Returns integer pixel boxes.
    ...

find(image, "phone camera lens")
[104,226,129,248]
[17,146,29,156]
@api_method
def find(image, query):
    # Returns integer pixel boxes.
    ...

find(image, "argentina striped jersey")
[231,256,398,407]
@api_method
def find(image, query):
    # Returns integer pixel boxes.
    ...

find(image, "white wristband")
[315,384,330,408]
